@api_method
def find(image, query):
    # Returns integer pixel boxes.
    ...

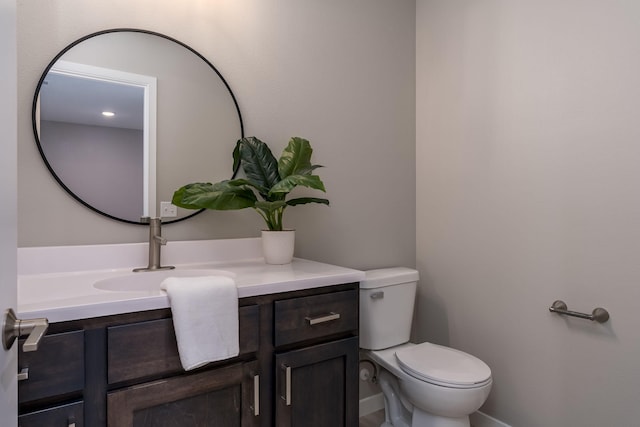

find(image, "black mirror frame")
[32,28,244,225]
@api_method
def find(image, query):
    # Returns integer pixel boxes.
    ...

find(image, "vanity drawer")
[274,289,358,347]
[107,304,260,384]
[18,330,85,404]
[19,400,83,427]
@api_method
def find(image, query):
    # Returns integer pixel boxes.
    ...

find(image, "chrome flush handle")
[370,291,384,300]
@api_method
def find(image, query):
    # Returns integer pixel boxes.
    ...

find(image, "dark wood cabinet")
[106,305,260,385]
[18,401,83,427]
[17,283,358,427]
[273,289,358,347]
[275,337,359,427]
[272,288,359,426]
[107,361,260,427]
[18,330,85,404]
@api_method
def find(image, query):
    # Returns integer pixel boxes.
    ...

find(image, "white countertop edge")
[238,270,364,298]
[19,270,365,324]
[18,297,172,324]
[18,251,365,323]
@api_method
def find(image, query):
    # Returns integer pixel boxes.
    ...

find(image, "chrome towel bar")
[549,300,610,323]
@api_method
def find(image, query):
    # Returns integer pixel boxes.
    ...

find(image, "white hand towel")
[161,275,239,371]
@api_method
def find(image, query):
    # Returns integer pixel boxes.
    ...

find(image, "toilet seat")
[395,342,492,389]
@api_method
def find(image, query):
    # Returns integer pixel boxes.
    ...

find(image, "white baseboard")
[359,393,511,427]
[359,393,385,417]
[470,410,512,427]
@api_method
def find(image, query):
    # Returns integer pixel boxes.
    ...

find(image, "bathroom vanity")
[15,239,364,427]
[17,27,364,426]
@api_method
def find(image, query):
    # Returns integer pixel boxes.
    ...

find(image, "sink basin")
[93,269,235,292]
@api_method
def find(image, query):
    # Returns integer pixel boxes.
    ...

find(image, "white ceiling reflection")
[40,72,144,130]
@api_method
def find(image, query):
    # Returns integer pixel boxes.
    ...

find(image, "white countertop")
[18,238,365,323]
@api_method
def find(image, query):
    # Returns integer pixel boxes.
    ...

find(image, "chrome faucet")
[133,217,175,272]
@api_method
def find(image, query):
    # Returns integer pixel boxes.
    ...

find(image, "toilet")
[360,268,492,427]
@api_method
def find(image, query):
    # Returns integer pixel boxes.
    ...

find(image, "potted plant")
[171,136,329,264]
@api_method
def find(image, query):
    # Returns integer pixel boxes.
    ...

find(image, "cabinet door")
[107,361,260,427]
[18,330,84,404]
[18,401,83,427]
[275,337,358,427]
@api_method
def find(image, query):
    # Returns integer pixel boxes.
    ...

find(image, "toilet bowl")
[366,343,492,427]
[359,268,492,427]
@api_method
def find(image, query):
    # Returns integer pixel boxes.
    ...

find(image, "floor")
[359,410,476,427]
[359,410,385,427]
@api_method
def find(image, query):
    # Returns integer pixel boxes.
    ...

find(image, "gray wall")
[417,0,640,425]
[17,0,416,270]
[41,120,143,221]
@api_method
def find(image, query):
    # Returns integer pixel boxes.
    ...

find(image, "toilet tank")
[359,267,419,350]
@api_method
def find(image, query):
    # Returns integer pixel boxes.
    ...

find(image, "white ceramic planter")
[261,230,295,265]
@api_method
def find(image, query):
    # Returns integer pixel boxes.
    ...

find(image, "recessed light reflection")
[102,111,115,117]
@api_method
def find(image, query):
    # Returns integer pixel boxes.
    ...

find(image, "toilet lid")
[395,343,491,388]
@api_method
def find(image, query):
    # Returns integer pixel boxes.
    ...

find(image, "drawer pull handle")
[305,312,341,325]
[280,364,292,406]
[253,374,260,416]
[17,368,29,381]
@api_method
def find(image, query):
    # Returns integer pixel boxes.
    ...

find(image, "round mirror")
[32,29,244,224]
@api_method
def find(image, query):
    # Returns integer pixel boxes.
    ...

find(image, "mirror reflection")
[33,29,244,224]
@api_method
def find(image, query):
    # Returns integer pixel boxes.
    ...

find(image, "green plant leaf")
[172,181,257,210]
[237,137,280,193]
[255,200,287,212]
[254,200,287,230]
[171,185,207,210]
[278,137,315,178]
[232,140,242,177]
[297,164,324,175]
[269,174,326,195]
[286,197,330,206]
[227,178,270,196]
[172,135,329,230]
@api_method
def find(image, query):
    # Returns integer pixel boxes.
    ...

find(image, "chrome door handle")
[280,364,292,406]
[2,308,49,352]
[285,365,291,406]
[253,373,260,416]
